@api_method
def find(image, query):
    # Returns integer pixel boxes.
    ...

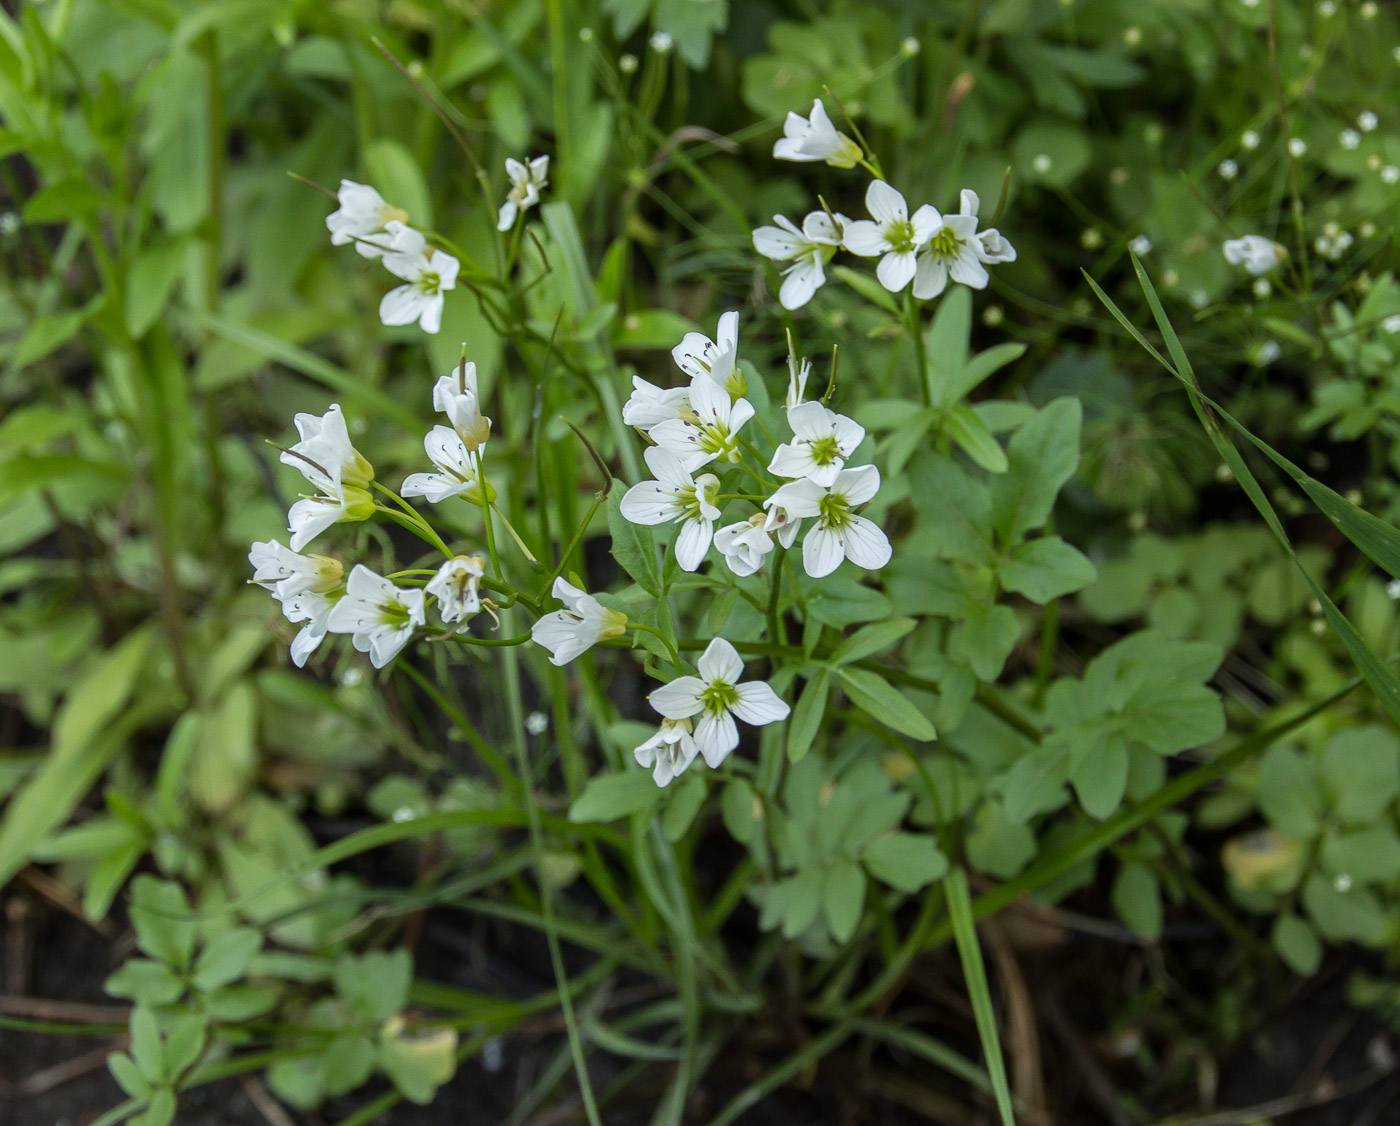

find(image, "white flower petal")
[649,677,706,719]
[731,681,791,726]
[697,637,744,684]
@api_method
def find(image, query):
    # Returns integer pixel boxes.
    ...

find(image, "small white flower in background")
[1287,137,1307,157]
[619,53,638,74]
[280,405,376,551]
[649,31,673,52]
[752,211,847,310]
[1388,577,1400,599]
[634,718,701,786]
[1223,235,1282,275]
[1340,129,1361,151]
[773,99,862,169]
[1359,111,1379,132]
[530,578,628,666]
[525,711,549,735]
[1255,340,1281,367]
[901,37,920,56]
[711,512,789,577]
[279,590,338,667]
[649,374,755,470]
[1032,154,1053,175]
[1218,158,1239,179]
[912,189,1014,301]
[1253,278,1272,299]
[402,425,487,505]
[647,638,790,768]
[249,539,344,600]
[673,310,745,398]
[1370,154,1384,171]
[843,180,940,293]
[1128,235,1152,256]
[622,376,692,431]
[1241,129,1260,150]
[1362,0,1379,17]
[432,362,491,451]
[769,401,865,488]
[379,221,459,334]
[785,353,812,411]
[1383,165,1400,184]
[767,464,891,578]
[326,180,408,258]
[426,555,485,624]
[1383,315,1400,334]
[620,447,722,572]
[1316,0,1336,16]
[327,565,426,668]
[497,155,550,231]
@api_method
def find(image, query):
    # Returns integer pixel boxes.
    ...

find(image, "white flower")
[280,591,338,667]
[1383,165,1400,184]
[1255,340,1281,366]
[713,514,778,577]
[752,211,847,310]
[326,180,407,258]
[766,464,891,578]
[1359,111,1379,132]
[1129,235,1152,256]
[530,578,628,666]
[379,221,459,334]
[911,189,1012,301]
[673,310,745,398]
[785,353,812,411]
[1223,235,1282,275]
[401,425,487,505]
[769,401,865,488]
[249,539,344,600]
[1219,158,1240,178]
[647,638,790,768]
[432,362,491,451]
[248,540,344,667]
[497,155,550,231]
[773,99,862,169]
[280,405,376,551]
[1384,315,1400,334]
[619,447,722,572]
[327,565,426,668]
[427,555,485,624]
[649,374,755,471]
[622,376,692,431]
[1241,129,1260,150]
[649,31,673,52]
[1340,129,1361,150]
[634,718,701,787]
[842,180,940,293]
[1288,137,1307,157]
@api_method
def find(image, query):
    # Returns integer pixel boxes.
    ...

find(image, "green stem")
[629,622,684,677]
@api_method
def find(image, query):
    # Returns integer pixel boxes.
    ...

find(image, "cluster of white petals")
[530,578,628,666]
[1223,235,1283,276]
[327,565,427,668]
[637,638,790,784]
[773,100,862,169]
[497,155,550,231]
[325,181,459,335]
[248,540,344,667]
[280,404,375,552]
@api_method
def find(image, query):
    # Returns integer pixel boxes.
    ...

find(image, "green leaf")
[998,536,1097,602]
[130,1006,164,1084]
[1320,826,1400,885]
[990,397,1081,546]
[569,770,661,822]
[105,959,185,1005]
[192,928,261,992]
[1302,873,1389,945]
[863,833,948,892]
[1120,679,1225,754]
[823,859,866,943]
[606,487,661,597]
[1257,746,1323,840]
[1320,725,1400,824]
[945,406,1008,473]
[124,237,188,338]
[1069,730,1129,820]
[780,866,823,938]
[944,868,1016,1126]
[805,578,893,627]
[1002,746,1070,824]
[1272,914,1322,975]
[336,949,413,1023]
[829,618,916,665]
[787,669,830,763]
[130,877,196,970]
[379,1025,458,1105]
[956,604,1020,682]
[838,668,936,742]
[1111,861,1162,939]
[909,454,996,565]
[661,773,707,842]
[361,138,433,229]
[109,1052,153,1100]
[832,265,899,313]
[162,1013,208,1078]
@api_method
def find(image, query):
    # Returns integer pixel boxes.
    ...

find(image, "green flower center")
[700,680,740,715]
[376,600,412,628]
[817,492,852,530]
[808,434,842,466]
[884,219,917,255]
[416,271,441,294]
[926,225,963,260]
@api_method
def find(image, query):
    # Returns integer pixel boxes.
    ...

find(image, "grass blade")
[944,867,1016,1126]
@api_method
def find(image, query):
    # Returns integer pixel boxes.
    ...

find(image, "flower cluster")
[620,312,891,580]
[755,102,1016,310]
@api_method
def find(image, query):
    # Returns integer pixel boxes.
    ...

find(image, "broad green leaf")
[945,406,1008,473]
[829,618,916,665]
[1111,861,1162,939]
[1272,913,1322,975]
[787,669,830,762]
[661,773,707,842]
[832,265,899,313]
[1069,729,1129,819]
[990,397,1081,545]
[823,859,866,943]
[379,1024,458,1105]
[569,769,660,822]
[863,833,948,892]
[1320,725,1400,824]
[1320,826,1400,885]
[1256,746,1322,840]
[192,928,261,992]
[606,487,661,597]
[1120,679,1225,753]
[955,604,1020,682]
[130,876,196,970]
[838,668,936,742]
[1002,746,1070,824]
[1302,873,1388,945]
[124,236,188,338]
[909,453,996,565]
[998,536,1097,602]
